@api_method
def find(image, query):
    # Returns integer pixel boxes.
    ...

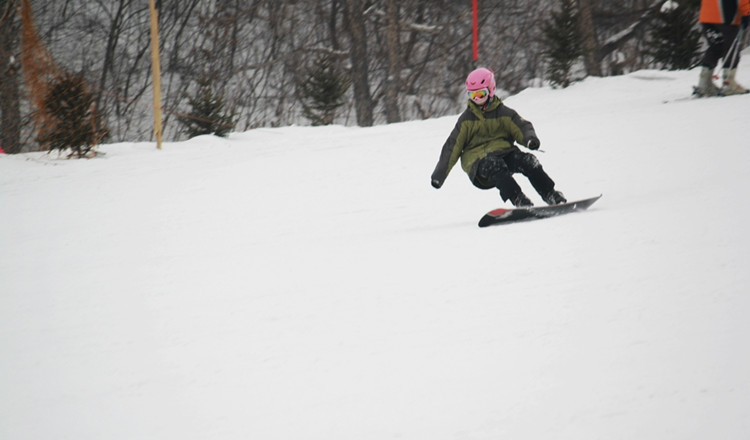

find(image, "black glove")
[526,137,540,150]
[431,178,443,189]
[742,15,749,30]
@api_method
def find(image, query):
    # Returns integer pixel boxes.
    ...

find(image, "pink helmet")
[465,67,496,98]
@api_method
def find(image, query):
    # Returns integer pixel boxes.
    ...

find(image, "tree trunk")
[342,0,374,127]
[577,0,602,76]
[384,0,401,123]
[0,0,22,154]
[97,0,127,110]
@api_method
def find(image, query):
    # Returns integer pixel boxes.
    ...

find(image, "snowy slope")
[2,61,750,440]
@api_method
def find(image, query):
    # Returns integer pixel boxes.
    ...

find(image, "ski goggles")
[467,88,489,101]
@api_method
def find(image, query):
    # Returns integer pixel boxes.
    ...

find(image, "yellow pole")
[148,0,163,149]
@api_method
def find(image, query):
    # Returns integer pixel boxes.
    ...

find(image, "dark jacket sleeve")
[505,106,538,146]
[431,112,470,187]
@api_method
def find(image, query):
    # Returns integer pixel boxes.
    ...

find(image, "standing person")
[695,0,750,96]
[430,67,566,207]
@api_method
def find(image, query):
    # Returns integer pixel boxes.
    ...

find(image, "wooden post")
[148,0,163,149]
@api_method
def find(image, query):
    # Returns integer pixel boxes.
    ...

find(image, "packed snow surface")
[2,61,750,440]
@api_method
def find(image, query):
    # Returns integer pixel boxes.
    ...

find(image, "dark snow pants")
[475,150,556,202]
[701,24,742,69]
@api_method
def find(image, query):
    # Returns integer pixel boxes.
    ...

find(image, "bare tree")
[1,0,22,153]
[577,0,602,76]
[383,0,400,123]
[342,0,374,127]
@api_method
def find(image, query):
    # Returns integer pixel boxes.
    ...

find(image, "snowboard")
[478,194,602,227]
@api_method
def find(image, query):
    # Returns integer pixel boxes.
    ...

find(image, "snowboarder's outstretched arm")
[431,113,470,188]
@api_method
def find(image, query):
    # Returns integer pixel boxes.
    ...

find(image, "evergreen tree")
[36,73,109,158]
[299,55,350,126]
[646,0,702,70]
[178,75,236,138]
[540,0,583,88]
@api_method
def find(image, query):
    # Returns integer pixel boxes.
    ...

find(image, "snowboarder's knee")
[515,152,541,172]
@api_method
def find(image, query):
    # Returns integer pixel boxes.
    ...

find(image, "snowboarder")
[695,0,750,96]
[430,67,566,207]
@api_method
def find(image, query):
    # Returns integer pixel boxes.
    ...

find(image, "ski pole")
[727,25,745,69]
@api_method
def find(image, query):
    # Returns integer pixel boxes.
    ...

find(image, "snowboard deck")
[478,194,602,227]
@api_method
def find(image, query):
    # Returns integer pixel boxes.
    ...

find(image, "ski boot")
[720,68,749,96]
[694,67,720,97]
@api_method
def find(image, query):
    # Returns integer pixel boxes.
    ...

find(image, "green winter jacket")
[431,97,538,189]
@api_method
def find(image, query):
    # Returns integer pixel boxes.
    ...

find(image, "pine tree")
[178,75,236,138]
[36,73,109,158]
[646,0,702,70]
[299,56,350,126]
[540,0,583,88]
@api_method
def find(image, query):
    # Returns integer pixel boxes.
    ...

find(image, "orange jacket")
[700,0,750,25]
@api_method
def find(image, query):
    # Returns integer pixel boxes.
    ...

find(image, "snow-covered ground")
[2,60,750,440]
